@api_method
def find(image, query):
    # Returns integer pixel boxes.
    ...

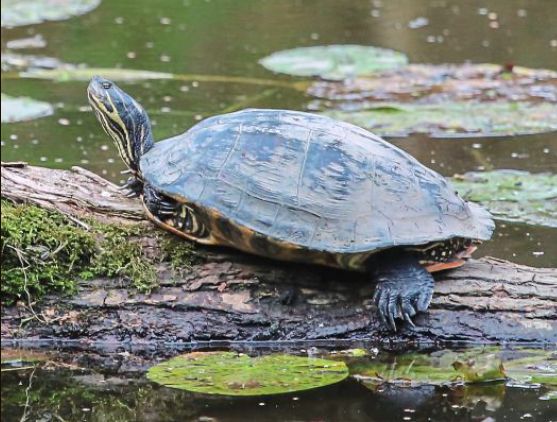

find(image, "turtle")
[87,76,494,331]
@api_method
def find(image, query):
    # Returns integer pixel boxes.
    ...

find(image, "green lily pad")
[1,0,100,28]
[1,93,54,123]
[1,349,49,365]
[504,350,557,386]
[349,348,556,389]
[20,67,174,82]
[452,170,557,227]
[147,352,348,396]
[1,53,64,73]
[350,349,505,387]
[322,101,557,137]
[540,390,557,400]
[308,63,557,102]
[14,66,297,88]
[259,45,408,80]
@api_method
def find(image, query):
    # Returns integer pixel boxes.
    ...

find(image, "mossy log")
[1,163,556,346]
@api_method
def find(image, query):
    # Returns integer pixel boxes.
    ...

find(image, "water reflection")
[2,347,555,422]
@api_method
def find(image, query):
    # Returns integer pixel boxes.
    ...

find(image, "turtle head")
[87,76,153,176]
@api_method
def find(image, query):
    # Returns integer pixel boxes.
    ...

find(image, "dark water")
[1,346,556,422]
[1,1,556,420]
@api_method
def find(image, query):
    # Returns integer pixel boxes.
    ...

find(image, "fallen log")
[1,163,556,346]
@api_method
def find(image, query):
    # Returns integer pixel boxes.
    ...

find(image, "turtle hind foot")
[120,176,143,198]
[371,254,435,332]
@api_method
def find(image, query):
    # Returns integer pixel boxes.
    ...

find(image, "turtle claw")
[374,283,421,332]
[371,254,435,332]
[124,189,140,198]
[120,177,143,198]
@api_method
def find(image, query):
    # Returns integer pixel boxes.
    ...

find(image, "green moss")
[159,235,198,271]
[1,200,194,304]
[1,200,95,303]
[87,223,157,292]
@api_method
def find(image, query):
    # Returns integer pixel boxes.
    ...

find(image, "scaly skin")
[372,254,435,331]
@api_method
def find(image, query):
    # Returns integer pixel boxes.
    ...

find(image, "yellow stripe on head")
[87,76,153,174]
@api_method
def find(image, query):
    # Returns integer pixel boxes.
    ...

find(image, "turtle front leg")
[120,176,144,198]
[143,184,178,217]
[371,253,435,332]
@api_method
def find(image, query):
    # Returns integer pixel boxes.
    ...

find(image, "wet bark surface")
[2,163,556,347]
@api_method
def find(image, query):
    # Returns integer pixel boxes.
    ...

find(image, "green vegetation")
[1,93,53,123]
[347,348,556,388]
[147,351,349,396]
[1,200,95,303]
[1,0,100,28]
[159,235,198,272]
[86,223,157,292]
[323,101,557,138]
[1,200,195,305]
[260,45,408,80]
[452,170,557,228]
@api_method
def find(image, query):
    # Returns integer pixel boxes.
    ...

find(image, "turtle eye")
[101,81,112,89]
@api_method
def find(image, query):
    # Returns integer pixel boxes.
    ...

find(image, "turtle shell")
[140,109,494,253]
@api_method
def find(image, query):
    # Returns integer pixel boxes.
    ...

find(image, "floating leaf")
[1,0,100,28]
[308,63,557,102]
[322,101,557,137]
[504,350,557,386]
[540,390,557,400]
[349,348,556,389]
[350,349,505,388]
[21,67,174,82]
[1,93,54,123]
[2,53,73,73]
[452,170,557,227]
[1,349,49,365]
[147,352,348,396]
[11,65,300,88]
[260,45,408,80]
[5,34,47,50]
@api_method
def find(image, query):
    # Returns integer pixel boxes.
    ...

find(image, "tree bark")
[1,163,556,346]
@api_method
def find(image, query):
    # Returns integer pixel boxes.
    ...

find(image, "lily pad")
[350,348,556,388]
[20,67,174,82]
[350,349,505,388]
[1,93,54,123]
[2,53,69,72]
[504,350,557,386]
[1,349,49,366]
[147,352,348,396]
[13,65,296,88]
[259,45,408,80]
[451,170,557,227]
[308,63,557,102]
[321,101,557,137]
[1,0,101,28]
